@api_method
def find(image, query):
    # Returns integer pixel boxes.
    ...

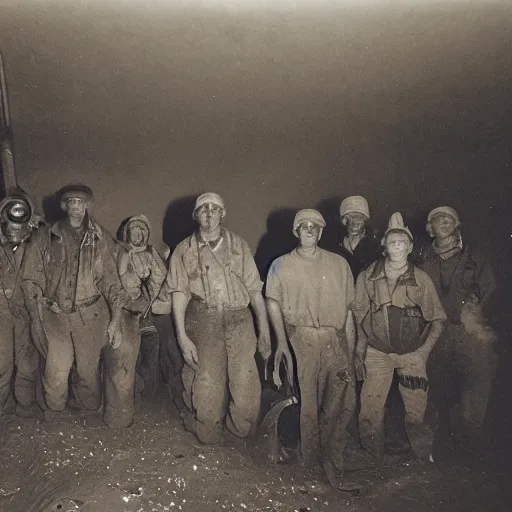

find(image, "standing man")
[338,196,380,278]
[352,213,446,462]
[167,192,271,444]
[417,206,496,455]
[266,209,362,493]
[22,184,126,421]
[0,190,43,417]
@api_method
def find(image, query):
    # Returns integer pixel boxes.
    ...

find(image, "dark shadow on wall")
[254,207,297,280]
[315,196,344,254]
[162,195,198,252]
[42,191,65,224]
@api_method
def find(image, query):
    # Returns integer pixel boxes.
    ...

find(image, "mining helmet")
[339,196,370,221]
[2,196,32,224]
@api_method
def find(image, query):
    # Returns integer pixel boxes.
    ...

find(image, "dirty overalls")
[354,261,447,460]
[0,237,40,414]
[266,248,357,472]
[169,230,262,444]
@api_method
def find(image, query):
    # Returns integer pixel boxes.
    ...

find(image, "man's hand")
[391,350,427,369]
[179,334,199,371]
[107,319,122,349]
[273,344,294,389]
[354,352,367,382]
[257,330,272,364]
[410,348,428,364]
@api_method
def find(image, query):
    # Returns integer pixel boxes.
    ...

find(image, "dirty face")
[196,203,223,233]
[385,231,412,262]
[298,221,322,248]
[64,197,87,221]
[430,213,458,240]
[344,212,366,235]
[128,224,148,247]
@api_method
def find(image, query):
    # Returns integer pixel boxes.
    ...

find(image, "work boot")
[83,415,106,429]
[223,429,248,452]
[322,460,368,496]
[44,408,70,423]
[15,403,43,419]
[3,395,16,415]
[68,397,102,417]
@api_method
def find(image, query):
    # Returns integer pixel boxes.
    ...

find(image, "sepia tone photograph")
[0,0,510,510]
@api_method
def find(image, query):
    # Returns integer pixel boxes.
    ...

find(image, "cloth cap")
[339,195,370,220]
[193,192,226,218]
[427,206,460,225]
[293,209,326,236]
[60,184,94,203]
[383,212,413,242]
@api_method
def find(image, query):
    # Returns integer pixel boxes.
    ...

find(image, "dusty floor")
[0,391,509,512]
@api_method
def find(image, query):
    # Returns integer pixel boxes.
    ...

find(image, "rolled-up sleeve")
[265,259,283,304]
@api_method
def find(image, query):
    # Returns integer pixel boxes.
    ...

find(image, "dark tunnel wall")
[0,1,511,307]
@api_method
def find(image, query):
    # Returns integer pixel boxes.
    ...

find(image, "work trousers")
[136,315,160,396]
[0,305,40,412]
[359,346,432,460]
[103,309,141,428]
[289,326,356,472]
[182,301,260,444]
[154,314,184,412]
[43,298,109,411]
[427,323,496,447]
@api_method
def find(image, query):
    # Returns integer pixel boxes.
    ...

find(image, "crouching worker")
[167,193,271,444]
[265,209,363,494]
[352,213,446,462]
[117,215,171,408]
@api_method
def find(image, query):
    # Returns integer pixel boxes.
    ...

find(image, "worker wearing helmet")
[0,190,43,418]
[338,196,380,278]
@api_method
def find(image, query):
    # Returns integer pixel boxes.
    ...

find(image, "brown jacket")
[22,217,127,314]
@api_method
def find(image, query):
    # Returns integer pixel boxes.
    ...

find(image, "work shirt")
[167,228,262,310]
[117,244,168,306]
[0,231,32,308]
[266,248,354,330]
[337,233,380,278]
[417,243,496,324]
[23,217,126,314]
[352,260,446,354]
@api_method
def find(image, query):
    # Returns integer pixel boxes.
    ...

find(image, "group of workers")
[0,185,497,493]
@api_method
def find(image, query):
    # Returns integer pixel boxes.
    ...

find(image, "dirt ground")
[0,390,509,512]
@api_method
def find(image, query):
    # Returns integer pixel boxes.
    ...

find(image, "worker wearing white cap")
[418,206,497,457]
[352,212,446,462]
[338,196,380,278]
[266,209,364,494]
[167,192,270,444]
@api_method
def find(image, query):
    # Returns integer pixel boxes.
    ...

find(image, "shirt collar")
[369,259,418,286]
[51,215,102,240]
